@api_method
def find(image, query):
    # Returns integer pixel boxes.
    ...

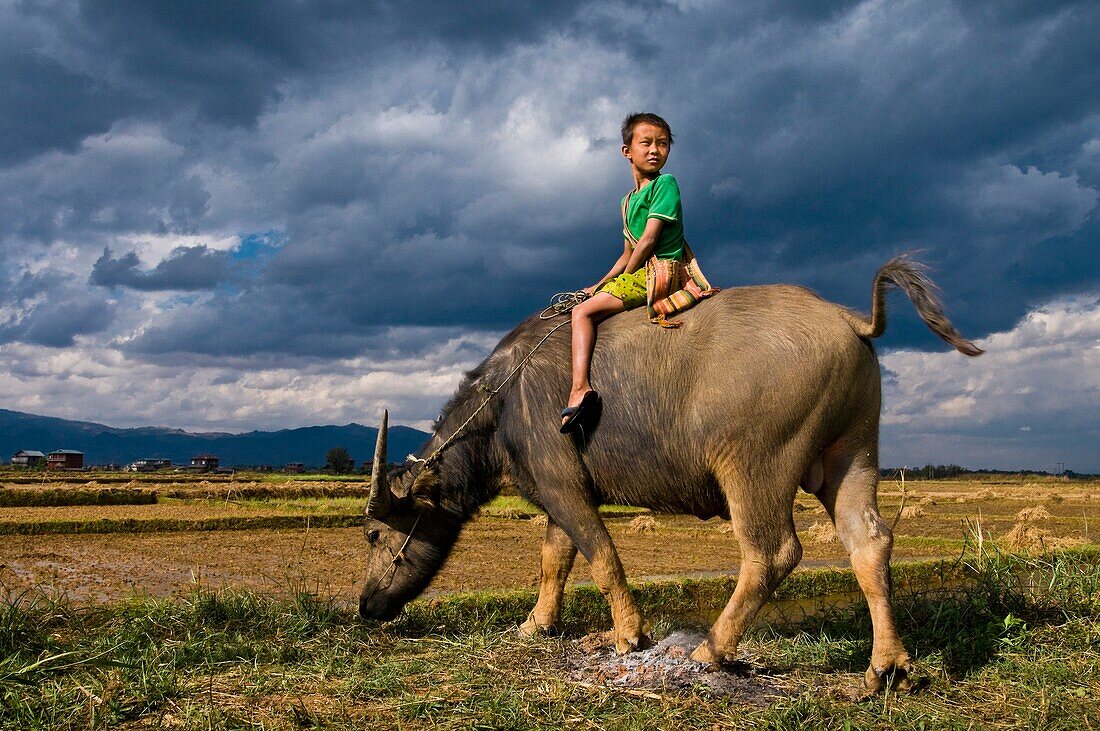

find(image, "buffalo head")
[358,410,459,621]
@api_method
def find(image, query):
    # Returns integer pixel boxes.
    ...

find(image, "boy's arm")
[623,217,665,272]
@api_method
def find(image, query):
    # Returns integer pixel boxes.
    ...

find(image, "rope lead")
[415,291,588,468]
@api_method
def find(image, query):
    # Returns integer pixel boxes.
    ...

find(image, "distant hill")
[0,409,431,468]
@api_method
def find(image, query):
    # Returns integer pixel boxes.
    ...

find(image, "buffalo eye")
[367,529,381,544]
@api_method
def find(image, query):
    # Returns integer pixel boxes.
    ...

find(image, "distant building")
[128,458,172,472]
[47,450,84,470]
[284,462,304,474]
[11,450,45,467]
[189,454,219,471]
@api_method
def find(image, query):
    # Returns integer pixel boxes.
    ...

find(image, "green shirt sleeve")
[646,175,682,222]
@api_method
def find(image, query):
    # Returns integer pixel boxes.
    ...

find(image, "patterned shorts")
[596,267,647,310]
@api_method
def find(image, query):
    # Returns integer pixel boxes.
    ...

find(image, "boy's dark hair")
[621,113,674,146]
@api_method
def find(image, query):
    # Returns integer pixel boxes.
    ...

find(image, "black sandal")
[560,390,599,434]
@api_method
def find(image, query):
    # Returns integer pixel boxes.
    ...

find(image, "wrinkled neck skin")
[423,422,507,522]
[389,343,524,599]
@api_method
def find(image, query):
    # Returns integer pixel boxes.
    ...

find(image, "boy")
[560,112,692,433]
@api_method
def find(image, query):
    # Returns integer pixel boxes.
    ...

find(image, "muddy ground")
[0,478,1094,605]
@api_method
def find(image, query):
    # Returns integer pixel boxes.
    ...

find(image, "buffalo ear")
[410,467,440,510]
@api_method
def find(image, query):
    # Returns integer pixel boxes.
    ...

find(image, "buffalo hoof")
[690,641,717,664]
[614,631,652,655]
[864,659,915,694]
[689,640,739,666]
[518,614,557,637]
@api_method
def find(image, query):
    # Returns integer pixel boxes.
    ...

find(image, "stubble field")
[1,472,1097,729]
[0,473,1094,604]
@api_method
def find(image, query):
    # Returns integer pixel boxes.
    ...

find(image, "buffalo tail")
[846,254,984,357]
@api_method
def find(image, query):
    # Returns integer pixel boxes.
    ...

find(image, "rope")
[540,290,590,320]
[362,510,422,603]
[416,290,589,468]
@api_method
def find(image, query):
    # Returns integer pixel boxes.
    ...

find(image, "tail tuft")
[846,254,983,357]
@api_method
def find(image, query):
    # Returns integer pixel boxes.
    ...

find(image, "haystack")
[1014,505,1052,523]
[805,521,838,544]
[628,515,660,533]
[900,505,925,519]
[999,524,1084,553]
[1001,523,1050,552]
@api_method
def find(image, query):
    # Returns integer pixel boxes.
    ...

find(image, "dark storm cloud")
[1,0,1098,361]
[5,0,594,156]
[0,51,135,165]
[0,272,115,348]
[90,245,230,291]
[0,297,114,347]
[651,0,1100,349]
[123,280,494,360]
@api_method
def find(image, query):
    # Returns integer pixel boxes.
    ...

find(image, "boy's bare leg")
[564,292,626,425]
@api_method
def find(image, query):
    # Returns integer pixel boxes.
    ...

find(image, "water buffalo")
[359,256,982,692]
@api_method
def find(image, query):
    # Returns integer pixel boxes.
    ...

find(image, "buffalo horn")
[366,410,391,517]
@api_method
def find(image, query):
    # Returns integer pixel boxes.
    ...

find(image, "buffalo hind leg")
[818,450,913,692]
[691,474,803,664]
[519,518,578,636]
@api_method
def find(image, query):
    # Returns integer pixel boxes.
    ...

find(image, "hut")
[47,450,84,470]
[11,450,45,467]
[190,454,219,471]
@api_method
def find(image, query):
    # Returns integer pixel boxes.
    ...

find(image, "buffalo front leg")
[819,453,912,692]
[691,507,803,665]
[545,500,649,654]
[519,518,577,636]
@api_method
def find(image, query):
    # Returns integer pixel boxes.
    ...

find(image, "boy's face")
[622,123,671,176]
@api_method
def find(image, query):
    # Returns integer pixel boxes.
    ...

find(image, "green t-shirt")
[621,173,685,261]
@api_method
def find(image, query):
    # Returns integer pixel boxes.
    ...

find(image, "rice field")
[0,473,1093,603]
[0,472,1097,728]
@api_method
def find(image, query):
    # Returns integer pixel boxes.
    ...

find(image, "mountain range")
[0,409,431,468]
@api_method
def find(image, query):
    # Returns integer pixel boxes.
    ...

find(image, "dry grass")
[804,522,838,544]
[1000,523,1049,551]
[900,506,925,519]
[1015,505,1053,523]
[918,496,937,506]
[530,514,548,528]
[999,523,1086,554]
[628,515,660,534]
